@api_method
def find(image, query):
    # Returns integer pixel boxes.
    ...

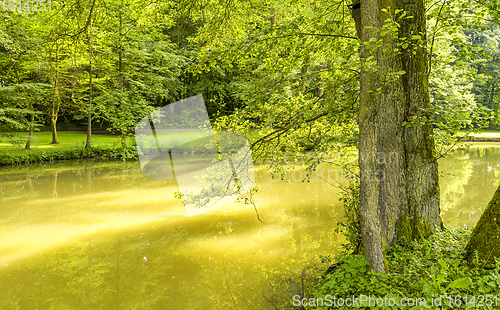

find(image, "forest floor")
[314,227,500,309]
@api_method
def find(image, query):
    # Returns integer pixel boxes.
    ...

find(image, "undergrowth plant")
[314,227,500,309]
[334,179,361,257]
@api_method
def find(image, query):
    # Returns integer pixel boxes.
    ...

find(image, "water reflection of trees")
[2,147,498,308]
[440,146,500,227]
[184,168,345,309]
[0,210,343,309]
[0,160,345,309]
[0,159,174,227]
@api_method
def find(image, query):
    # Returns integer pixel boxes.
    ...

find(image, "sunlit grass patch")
[0,132,131,165]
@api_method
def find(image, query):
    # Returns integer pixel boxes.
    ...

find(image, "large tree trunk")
[464,183,500,264]
[352,0,441,273]
[398,0,442,239]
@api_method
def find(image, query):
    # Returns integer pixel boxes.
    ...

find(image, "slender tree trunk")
[299,56,310,94]
[23,84,35,150]
[488,82,496,109]
[26,129,33,150]
[317,62,328,98]
[270,7,276,27]
[352,0,441,273]
[86,109,92,147]
[86,23,94,149]
[51,43,61,144]
[25,111,34,150]
[118,1,127,149]
[51,113,59,144]
[488,56,497,110]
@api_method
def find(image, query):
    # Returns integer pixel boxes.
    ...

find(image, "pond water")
[0,144,499,309]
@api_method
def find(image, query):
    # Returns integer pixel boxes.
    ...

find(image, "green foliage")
[315,228,500,309]
[468,27,500,130]
[334,179,361,257]
[186,0,360,172]
[1,0,186,152]
[0,107,39,132]
[88,0,185,147]
[0,83,49,144]
[423,0,500,157]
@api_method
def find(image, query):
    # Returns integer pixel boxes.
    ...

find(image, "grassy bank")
[0,132,135,166]
[0,130,254,165]
[460,132,500,142]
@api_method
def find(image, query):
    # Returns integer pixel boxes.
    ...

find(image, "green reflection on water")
[0,144,497,309]
[439,144,500,227]
[0,159,343,309]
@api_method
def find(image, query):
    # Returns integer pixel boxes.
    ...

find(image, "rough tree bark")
[352,0,442,273]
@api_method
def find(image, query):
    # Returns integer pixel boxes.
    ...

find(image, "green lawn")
[469,132,500,138]
[0,130,258,165]
[0,132,128,157]
[457,131,500,142]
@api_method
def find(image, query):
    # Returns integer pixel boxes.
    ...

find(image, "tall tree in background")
[59,0,100,148]
[352,0,441,272]
[0,11,46,146]
[85,20,94,148]
[92,0,184,152]
[46,38,66,144]
[42,2,77,146]
[470,28,500,128]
